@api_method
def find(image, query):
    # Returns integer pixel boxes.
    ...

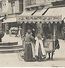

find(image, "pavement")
[0,34,65,67]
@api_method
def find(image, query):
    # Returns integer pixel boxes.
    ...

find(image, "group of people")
[24,29,52,61]
[16,22,60,61]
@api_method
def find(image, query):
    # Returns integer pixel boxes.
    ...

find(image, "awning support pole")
[22,22,25,37]
[53,22,57,51]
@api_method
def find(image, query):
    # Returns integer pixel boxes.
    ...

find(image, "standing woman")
[24,29,35,61]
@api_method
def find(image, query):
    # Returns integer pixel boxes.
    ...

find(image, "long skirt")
[24,43,33,61]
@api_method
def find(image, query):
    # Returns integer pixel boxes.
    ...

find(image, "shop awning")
[44,7,65,20]
[33,8,48,16]
[17,10,36,23]
[19,10,35,16]
[2,18,16,23]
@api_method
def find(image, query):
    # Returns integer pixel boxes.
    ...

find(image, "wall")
[25,0,63,6]
[8,2,12,14]
[14,0,19,13]
[0,2,2,15]
[2,0,8,14]
[2,0,23,14]
[36,0,63,5]
[19,0,23,13]
[8,0,20,14]
[36,0,45,4]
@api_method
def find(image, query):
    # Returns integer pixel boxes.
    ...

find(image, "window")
[11,1,15,13]
[30,0,36,5]
[19,0,23,13]
[25,0,31,6]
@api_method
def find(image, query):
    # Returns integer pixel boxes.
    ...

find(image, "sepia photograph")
[0,0,65,67]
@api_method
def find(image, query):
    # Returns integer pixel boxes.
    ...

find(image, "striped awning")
[17,7,63,24]
[19,10,35,16]
[33,8,48,16]
[17,10,36,23]
[44,6,65,20]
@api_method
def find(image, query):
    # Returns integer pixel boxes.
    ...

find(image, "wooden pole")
[53,22,57,51]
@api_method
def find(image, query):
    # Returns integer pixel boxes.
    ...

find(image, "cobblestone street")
[0,34,64,67]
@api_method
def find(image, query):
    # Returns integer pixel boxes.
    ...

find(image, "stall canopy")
[17,7,64,23]
[33,8,48,16]
[2,18,16,23]
[44,6,65,20]
[17,10,36,23]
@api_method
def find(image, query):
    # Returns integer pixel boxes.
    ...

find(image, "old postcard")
[0,0,65,67]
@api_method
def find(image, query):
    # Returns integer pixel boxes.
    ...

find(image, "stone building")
[2,0,23,34]
[25,0,63,8]
[2,0,23,15]
[0,0,2,16]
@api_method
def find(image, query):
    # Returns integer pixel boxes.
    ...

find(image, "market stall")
[17,7,63,61]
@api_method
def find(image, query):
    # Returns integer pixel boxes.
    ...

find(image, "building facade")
[0,0,2,16]
[2,0,23,15]
[25,0,63,9]
[2,0,24,34]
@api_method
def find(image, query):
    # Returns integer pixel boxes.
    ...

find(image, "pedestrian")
[55,38,60,50]
[15,28,18,37]
[24,29,35,61]
[18,26,22,37]
[32,28,36,37]
[35,32,46,61]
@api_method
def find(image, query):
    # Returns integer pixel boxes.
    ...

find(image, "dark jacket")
[25,33,35,43]
[55,39,60,49]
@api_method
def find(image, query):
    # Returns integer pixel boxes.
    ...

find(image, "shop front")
[17,6,65,42]
[17,14,62,60]
[17,9,38,37]
[44,6,65,39]
[17,6,65,61]
[17,13,62,38]
[2,17,18,34]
